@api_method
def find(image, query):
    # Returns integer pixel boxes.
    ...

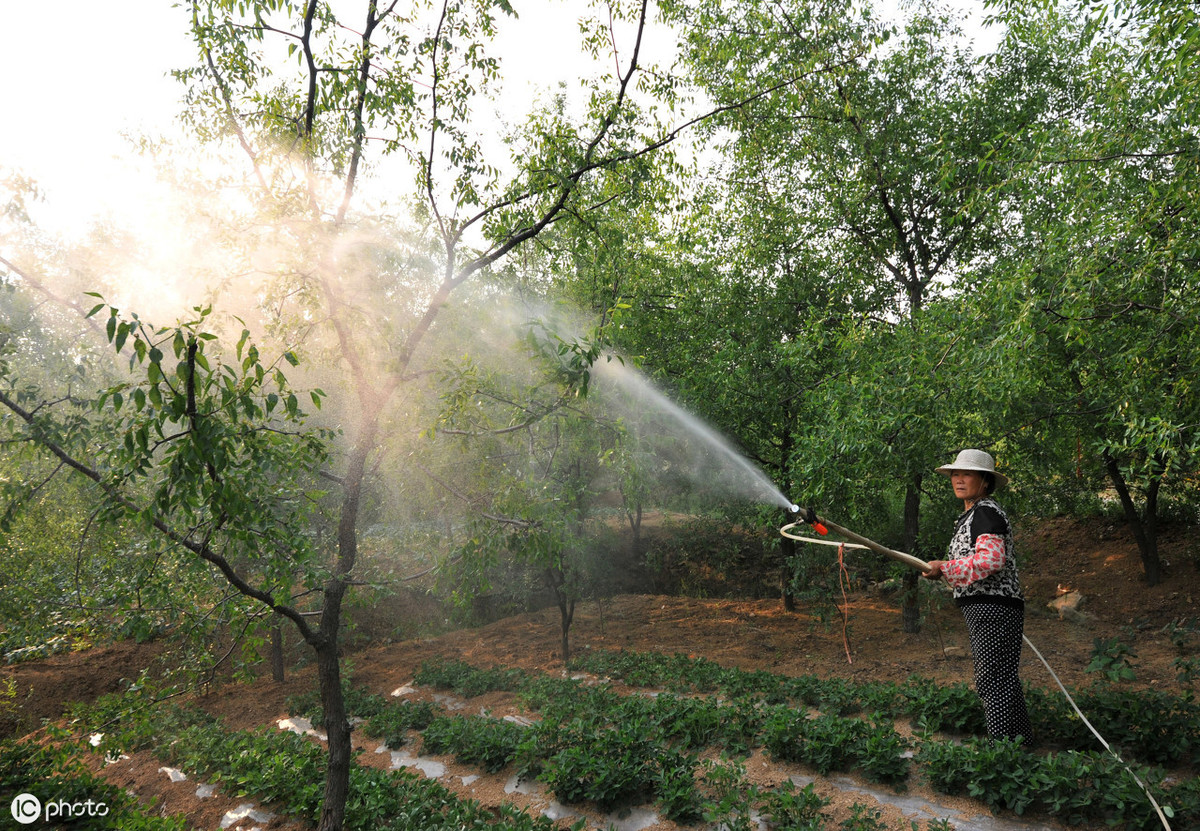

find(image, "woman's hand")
[922,560,945,580]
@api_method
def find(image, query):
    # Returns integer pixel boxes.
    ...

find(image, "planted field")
[6,521,1200,831]
[14,622,1200,831]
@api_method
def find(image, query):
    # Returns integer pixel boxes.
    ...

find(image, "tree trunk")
[559,596,575,665]
[781,533,796,612]
[314,412,375,830]
[270,622,285,683]
[314,626,350,831]
[1104,452,1163,585]
[544,564,575,664]
[901,475,922,633]
[625,500,643,557]
[780,429,798,612]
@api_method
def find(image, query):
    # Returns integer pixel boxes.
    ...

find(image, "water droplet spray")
[591,358,799,511]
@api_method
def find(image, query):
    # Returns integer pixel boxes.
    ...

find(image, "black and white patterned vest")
[947,496,1024,607]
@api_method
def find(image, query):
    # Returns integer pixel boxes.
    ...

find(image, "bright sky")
[0,0,195,230]
[0,0,619,235]
[0,0,997,236]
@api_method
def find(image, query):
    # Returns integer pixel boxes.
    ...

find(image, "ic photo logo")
[9,793,110,825]
[10,793,40,825]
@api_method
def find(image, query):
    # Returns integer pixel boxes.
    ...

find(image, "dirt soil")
[6,515,1198,830]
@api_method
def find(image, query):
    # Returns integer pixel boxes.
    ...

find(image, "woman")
[923,448,1032,743]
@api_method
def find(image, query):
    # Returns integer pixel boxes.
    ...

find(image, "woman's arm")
[938,534,1006,588]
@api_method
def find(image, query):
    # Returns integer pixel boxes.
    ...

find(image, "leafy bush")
[761,709,909,784]
[1073,685,1200,765]
[284,681,388,724]
[838,803,888,830]
[917,738,1041,814]
[420,714,527,773]
[655,751,703,822]
[1030,750,1113,825]
[413,658,529,697]
[902,677,987,735]
[916,737,1199,828]
[698,759,761,831]
[69,693,215,759]
[538,722,667,809]
[1087,636,1139,682]
[1020,683,1079,746]
[759,779,830,831]
[363,698,439,747]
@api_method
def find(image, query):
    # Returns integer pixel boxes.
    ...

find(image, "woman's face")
[951,470,988,503]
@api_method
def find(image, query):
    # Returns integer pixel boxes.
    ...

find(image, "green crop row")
[76,698,575,831]
[69,694,863,831]
[57,649,1199,831]
[405,655,1200,829]
[566,648,1200,766]
[279,671,907,824]
[917,738,1200,830]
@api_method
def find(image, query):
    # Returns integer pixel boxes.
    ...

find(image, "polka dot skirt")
[961,602,1032,742]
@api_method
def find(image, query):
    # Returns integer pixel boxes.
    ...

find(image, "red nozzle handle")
[792,505,829,536]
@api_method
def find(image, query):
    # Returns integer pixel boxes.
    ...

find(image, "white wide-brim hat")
[934,448,1008,489]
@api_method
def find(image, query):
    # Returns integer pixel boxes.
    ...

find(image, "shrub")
[761,709,909,784]
[903,677,987,735]
[1073,685,1200,765]
[655,751,703,823]
[917,738,1039,814]
[420,714,527,773]
[1086,636,1138,683]
[413,658,528,697]
[363,698,439,747]
[538,725,663,809]
[760,780,830,831]
[284,680,388,724]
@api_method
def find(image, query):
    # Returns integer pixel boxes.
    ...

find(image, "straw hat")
[934,448,1008,489]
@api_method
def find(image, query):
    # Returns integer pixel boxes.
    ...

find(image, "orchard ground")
[3,514,1197,829]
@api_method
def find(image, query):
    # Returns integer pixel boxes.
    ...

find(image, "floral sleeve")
[941,534,1007,588]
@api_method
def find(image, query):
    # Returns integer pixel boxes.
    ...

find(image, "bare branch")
[337,0,384,223]
[410,457,541,528]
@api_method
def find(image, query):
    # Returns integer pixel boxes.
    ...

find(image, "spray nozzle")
[790,504,828,536]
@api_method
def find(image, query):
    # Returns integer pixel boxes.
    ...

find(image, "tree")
[0,2,821,828]
[984,0,1200,584]
[650,0,1050,629]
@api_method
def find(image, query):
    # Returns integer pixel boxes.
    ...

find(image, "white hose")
[778,528,870,550]
[1020,634,1172,830]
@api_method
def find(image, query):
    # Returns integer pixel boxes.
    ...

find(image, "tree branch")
[193,0,270,194]
[0,388,318,644]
